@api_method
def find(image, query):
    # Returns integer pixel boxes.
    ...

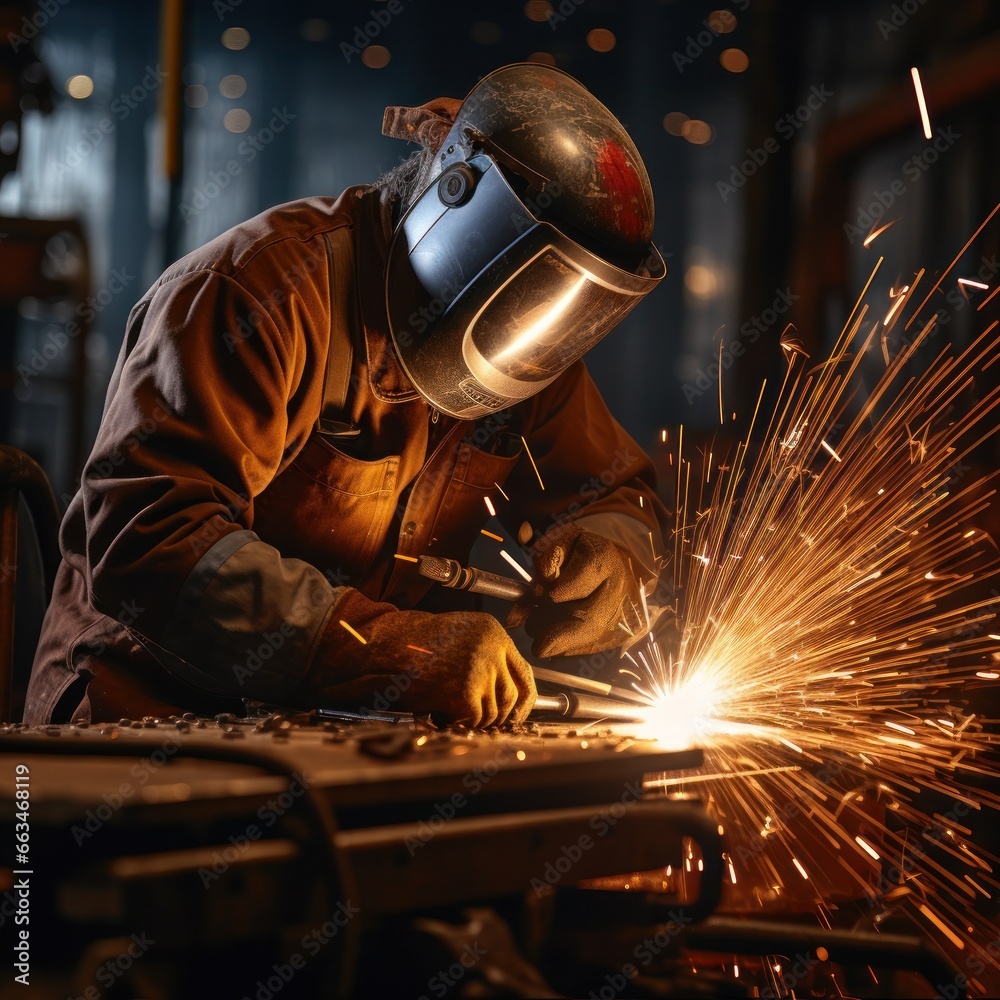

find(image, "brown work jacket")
[24,186,667,724]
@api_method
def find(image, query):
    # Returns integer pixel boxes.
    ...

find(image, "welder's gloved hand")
[313,603,536,728]
[506,523,640,658]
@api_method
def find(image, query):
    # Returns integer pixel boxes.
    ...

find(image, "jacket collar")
[355,187,421,403]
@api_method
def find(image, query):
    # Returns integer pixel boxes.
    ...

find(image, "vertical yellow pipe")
[159,0,184,179]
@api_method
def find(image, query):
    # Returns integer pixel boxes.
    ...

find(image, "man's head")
[381,63,666,420]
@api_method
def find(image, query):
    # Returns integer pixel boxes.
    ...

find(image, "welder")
[24,63,668,729]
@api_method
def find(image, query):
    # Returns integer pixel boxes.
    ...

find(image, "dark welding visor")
[385,152,665,419]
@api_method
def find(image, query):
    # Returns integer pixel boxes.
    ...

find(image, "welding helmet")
[383,63,666,420]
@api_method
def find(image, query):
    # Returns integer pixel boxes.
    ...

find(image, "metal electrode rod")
[531,692,645,723]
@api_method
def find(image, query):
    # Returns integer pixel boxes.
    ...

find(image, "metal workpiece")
[0,715,710,997]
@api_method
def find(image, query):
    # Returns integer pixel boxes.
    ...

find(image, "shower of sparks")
[480,528,504,542]
[911,66,933,139]
[959,278,990,291]
[484,496,497,517]
[621,209,1000,992]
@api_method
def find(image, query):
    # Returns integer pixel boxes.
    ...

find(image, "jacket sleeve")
[500,360,669,583]
[79,267,374,704]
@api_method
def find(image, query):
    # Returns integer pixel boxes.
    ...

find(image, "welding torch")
[414,553,542,602]
[318,691,644,726]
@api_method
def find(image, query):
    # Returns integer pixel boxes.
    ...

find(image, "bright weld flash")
[634,673,721,749]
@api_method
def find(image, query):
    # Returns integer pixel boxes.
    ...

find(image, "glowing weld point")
[339,620,367,644]
[821,440,843,462]
[958,278,989,290]
[484,496,496,517]
[792,858,810,880]
[856,836,881,860]
[910,66,932,139]
[885,720,916,735]
[500,549,533,582]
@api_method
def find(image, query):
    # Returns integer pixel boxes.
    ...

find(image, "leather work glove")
[506,523,642,658]
[312,600,536,728]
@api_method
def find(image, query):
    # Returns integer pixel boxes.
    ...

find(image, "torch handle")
[417,555,535,602]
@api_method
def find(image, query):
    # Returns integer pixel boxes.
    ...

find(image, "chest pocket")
[427,439,524,557]
[253,432,399,582]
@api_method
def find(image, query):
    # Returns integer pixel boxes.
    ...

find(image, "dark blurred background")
[0,0,998,499]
